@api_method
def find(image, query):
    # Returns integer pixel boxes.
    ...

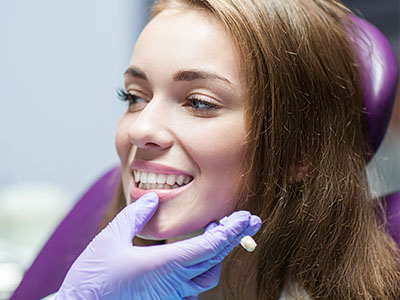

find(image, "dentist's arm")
[54,192,261,300]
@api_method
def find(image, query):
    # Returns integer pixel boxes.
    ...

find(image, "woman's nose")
[128,98,174,150]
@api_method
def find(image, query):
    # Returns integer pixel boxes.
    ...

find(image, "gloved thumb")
[106,192,159,242]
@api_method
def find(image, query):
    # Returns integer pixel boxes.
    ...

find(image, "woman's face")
[116,7,246,240]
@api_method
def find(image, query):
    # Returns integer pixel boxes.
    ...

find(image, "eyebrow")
[173,69,232,85]
[124,67,147,80]
[124,66,232,85]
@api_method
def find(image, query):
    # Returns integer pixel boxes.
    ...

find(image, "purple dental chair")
[10,16,400,300]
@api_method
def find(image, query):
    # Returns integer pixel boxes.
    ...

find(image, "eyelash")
[117,88,145,105]
[117,88,221,114]
[185,95,220,112]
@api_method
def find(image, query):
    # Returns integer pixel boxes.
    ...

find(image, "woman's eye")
[117,88,146,106]
[185,95,220,114]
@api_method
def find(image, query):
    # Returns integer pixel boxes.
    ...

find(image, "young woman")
[55,0,400,299]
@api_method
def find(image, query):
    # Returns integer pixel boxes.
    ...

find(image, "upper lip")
[130,160,194,176]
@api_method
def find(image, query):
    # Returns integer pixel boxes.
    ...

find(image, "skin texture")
[115,8,247,240]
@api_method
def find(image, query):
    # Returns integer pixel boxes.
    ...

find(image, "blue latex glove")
[55,192,261,300]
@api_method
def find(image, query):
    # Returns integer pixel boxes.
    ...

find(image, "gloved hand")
[55,192,261,300]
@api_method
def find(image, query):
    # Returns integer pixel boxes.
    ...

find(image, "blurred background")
[340,1,400,198]
[0,0,398,298]
[0,1,152,298]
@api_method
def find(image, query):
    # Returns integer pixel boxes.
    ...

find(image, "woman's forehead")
[129,8,242,84]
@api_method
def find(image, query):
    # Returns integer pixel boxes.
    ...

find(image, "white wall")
[0,0,150,200]
[0,2,152,291]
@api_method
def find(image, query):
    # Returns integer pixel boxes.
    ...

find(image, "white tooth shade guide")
[240,235,257,252]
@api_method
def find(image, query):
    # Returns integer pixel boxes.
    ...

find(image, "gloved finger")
[212,210,261,241]
[183,295,199,300]
[210,214,261,259]
[176,211,251,265]
[239,213,262,237]
[183,215,261,278]
[205,221,218,231]
[106,192,159,241]
[177,211,261,267]
[201,217,261,266]
[215,210,252,238]
[187,263,222,296]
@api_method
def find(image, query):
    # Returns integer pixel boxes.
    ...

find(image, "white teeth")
[176,175,184,185]
[138,183,173,190]
[166,175,176,185]
[140,172,148,184]
[134,170,141,182]
[147,172,157,184]
[134,169,193,189]
[156,174,166,184]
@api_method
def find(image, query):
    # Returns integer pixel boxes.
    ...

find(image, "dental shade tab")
[240,235,257,252]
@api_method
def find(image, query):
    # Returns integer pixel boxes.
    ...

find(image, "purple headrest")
[350,16,399,154]
[385,191,400,247]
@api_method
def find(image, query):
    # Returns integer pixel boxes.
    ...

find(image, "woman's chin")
[136,219,204,241]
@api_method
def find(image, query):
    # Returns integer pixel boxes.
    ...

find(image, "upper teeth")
[134,170,192,186]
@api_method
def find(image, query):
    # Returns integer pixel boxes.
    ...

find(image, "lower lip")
[130,179,193,202]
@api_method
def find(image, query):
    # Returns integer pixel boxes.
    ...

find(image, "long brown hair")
[110,0,400,298]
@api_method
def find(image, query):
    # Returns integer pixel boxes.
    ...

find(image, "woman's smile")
[115,7,246,240]
[134,171,193,190]
[129,160,195,202]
